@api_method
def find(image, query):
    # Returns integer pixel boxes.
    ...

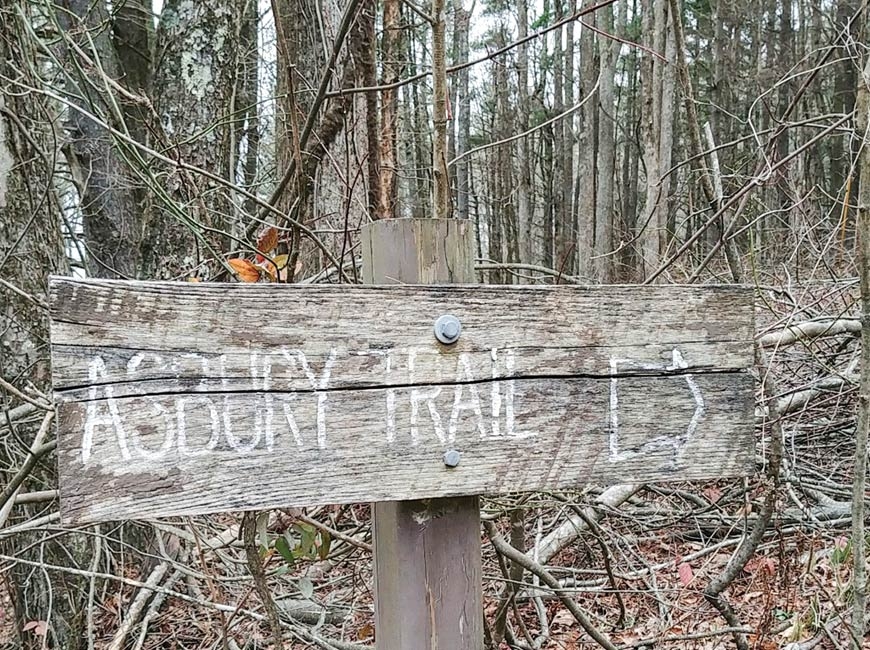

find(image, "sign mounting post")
[361,217,484,650]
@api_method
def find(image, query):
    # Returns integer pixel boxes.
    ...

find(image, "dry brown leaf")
[357,623,374,640]
[22,621,47,636]
[260,254,290,281]
[678,561,694,586]
[256,226,279,259]
[228,258,260,283]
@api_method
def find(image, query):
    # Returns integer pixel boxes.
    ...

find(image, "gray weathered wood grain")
[49,276,755,523]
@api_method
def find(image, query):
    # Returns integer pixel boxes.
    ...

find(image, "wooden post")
[361,218,484,650]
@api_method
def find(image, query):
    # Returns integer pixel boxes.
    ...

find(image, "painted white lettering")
[358,350,397,443]
[127,353,176,459]
[220,354,260,452]
[408,347,445,445]
[255,353,275,451]
[176,396,221,456]
[608,348,705,462]
[295,349,335,449]
[490,348,501,438]
[83,357,131,463]
[502,350,532,439]
[282,396,304,447]
[281,348,335,449]
[449,353,485,442]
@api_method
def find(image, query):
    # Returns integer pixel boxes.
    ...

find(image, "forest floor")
[2,487,858,650]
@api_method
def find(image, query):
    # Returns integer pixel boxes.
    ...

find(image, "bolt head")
[434,314,462,345]
[443,449,461,468]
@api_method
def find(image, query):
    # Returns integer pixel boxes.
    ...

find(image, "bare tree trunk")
[1,4,69,643]
[238,0,261,221]
[58,0,143,278]
[576,15,597,280]
[272,0,320,278]
[552,0,567,269]
[451,0,471,220]
[359,0,379,218]
[431,0,451,219]
[594,2,616,283]
[145,0,247,278]
[409,29,431,219]
[851,54,870,650]
[561,0,576,274]
[638,0,659,279]
[619,0,639,273]
[831,0,860,197]
[377,0,402,219]
[517,0,534,267]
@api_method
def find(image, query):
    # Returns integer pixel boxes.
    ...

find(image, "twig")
[484,520,619,650]
[132,569,184,650]
[13,490,57,505]
[619,626,754,649]
[87,526,102,650]
[241,512,284,649]
[107,562,169,650]
[297,514,371,553]
[757,318,861,348]
[0,277,48,309]
[448,76,599,167]
[0,376,53,411]
[703,346,784,650]
[533,484,638,565]
[0,411,55,518]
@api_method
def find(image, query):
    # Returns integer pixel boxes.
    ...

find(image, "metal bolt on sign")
[434,314,461,345]
[443,449,461,468]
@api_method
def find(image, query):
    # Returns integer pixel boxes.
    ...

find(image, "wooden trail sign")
[49,277,755,524]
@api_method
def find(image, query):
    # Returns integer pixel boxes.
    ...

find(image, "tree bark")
[0,4,69,643]
[59,0,142,278]
[451,0,471,221]
[144,0,248,278]
[594,2,616,283]
[576,14,597,280]
[517,0,534,268]
[377,0,402,219]
[851,53,870,650]
[431,0,451,219]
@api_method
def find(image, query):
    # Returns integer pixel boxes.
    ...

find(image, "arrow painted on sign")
[608,348,706,463]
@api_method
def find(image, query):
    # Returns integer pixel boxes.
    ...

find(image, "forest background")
[1,0,869,648]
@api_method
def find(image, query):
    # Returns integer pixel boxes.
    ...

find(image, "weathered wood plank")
[50,280,752,395]
[49,276,756,523]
